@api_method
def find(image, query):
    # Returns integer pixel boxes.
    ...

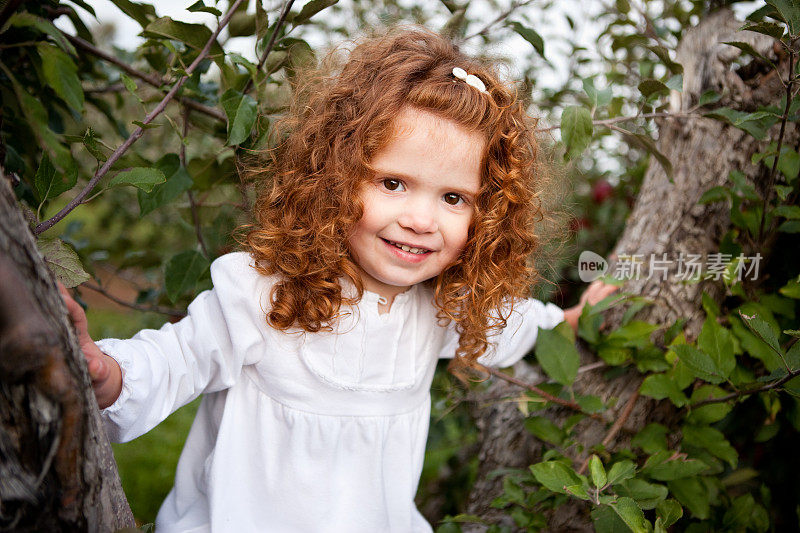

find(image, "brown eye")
[382,178,404,191]
[443,192,464,206]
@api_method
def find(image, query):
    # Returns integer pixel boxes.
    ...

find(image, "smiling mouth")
[383,239,432,255]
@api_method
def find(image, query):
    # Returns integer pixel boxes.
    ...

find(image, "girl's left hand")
[563,280,620,332]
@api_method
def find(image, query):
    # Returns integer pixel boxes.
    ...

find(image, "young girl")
[61,28,615,533]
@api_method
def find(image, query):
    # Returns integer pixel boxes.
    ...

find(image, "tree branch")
[577,390,640,475]
[34,0,247,235]
[81,283,185,318]
[242,0,297,95]
[690,368,800,408]
[476,363,607,422]
[460,0,534,42]
[64,34,226,122]
[759,48,795,242]
[536,110,693,133]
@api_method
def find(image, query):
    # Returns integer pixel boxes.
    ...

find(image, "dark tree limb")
[0,177,133,531]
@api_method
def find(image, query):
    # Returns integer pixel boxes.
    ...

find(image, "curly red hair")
[242,27,546,377]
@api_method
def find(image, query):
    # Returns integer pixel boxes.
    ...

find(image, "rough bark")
[0,176,134,531]
[464,9,793,531]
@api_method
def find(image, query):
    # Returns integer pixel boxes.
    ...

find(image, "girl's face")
[348,107,485,301]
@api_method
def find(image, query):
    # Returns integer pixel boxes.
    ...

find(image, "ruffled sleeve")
[438,298,564,368]
[97,252,269,442]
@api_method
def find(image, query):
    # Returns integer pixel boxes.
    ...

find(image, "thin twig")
[577,390,640,475]
[629,0,670,50]
[34,0,247,235]
[82,283,184,318]
[537,110,692,133]
[242,0,297,95]
[461,0,534,42]
[65,34,226,122]
[690,368,800,408]
[181,106,211,258]
[477,364,606,421]
[759,49,795,242]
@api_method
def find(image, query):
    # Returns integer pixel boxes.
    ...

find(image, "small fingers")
[86,355,108,382]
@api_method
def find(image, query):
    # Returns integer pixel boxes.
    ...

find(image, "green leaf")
[529,461,583,494]
[638,78,669,99]
[109,167,166,193]
[108,0,156,28]
[36,237,90,288]
[781,277,800,298]
[34,153,76,201]
[82,128,108,162]
[589,455,607,488]
[767,0,800,35]
[687,385,732,424]
[667,477,710,519]
[119,73,143,103]
[739,311,783,357]
[534,322,579,386]
[739,21,785,39]
[583,78,613,109]
[642,451,708,480]
[8,13,76,54]
[698,186,729,204]
[778,220,800,232]
[682,425,738,467]
[560,106,593,158]
[502,476,525,504]
[631,424,668,454]
[143,17,224,59]
[672,344,725,384]
[187,0,222,16]
[697,318,736,380]
[138,154,194,215]
[220,89,258,146]
[698,90,722,107]
[607,460,636,486]
[655,499,682,528]
[640,374,688,406]
[723,493,756,529]
[509,21,545,58]
[617,478,668,509]
[609,497,651,533]
[165,250,210,303]
[646,45,683,74]
[591,505,633,533]
[614,128,673,181]
[703,108,777,140]
[37,43,84,112]
[775,205,800,219]
[290,0,339,26]
[722,41,775,69]
[524,416,566,446]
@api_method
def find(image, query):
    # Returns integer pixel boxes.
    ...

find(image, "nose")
[397,196,438,234]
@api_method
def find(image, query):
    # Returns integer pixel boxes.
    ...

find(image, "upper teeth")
[388,241,427,254]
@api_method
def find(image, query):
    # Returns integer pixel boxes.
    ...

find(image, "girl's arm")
[562,280,620,331]
[59,282,122,409]
[61,253,265,443]
[445,280,619,368]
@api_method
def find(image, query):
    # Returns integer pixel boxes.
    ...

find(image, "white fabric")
[98,252,564,533]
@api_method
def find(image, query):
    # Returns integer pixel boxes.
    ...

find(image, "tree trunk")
[464,9,791,531]
[0,176,134,531]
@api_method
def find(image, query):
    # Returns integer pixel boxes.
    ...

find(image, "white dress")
[98,252,564,533]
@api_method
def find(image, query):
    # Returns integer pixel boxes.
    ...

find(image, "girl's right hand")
[58,282,123,409]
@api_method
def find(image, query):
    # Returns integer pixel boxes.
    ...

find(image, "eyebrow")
[376,170,480,198]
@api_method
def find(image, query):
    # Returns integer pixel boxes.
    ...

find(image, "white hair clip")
[452,67,487,93]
